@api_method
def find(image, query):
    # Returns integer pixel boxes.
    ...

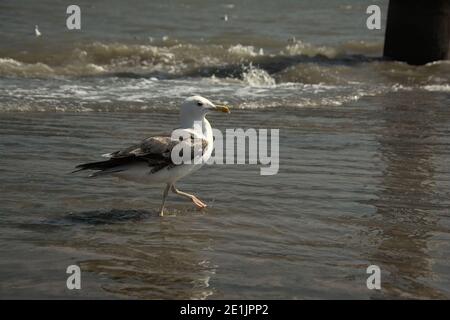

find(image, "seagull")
[73,96,230,216]
[34,25,41,37]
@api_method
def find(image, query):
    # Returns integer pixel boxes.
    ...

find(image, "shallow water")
[1,0,450,299]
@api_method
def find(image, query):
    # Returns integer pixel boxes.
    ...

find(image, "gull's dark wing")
[73,135,208,176]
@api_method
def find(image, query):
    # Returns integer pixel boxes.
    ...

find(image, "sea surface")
[1,0,449,299]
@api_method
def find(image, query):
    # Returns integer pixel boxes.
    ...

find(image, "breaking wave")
[0,40,381,80]
[1,40,448,87]
[242,64,276,87]
[0,39,448,113]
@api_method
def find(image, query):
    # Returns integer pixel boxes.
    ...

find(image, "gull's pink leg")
[159,183,171,216]
[171,185,207,209]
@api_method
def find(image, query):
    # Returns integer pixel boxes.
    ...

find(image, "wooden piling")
[383,0,449,65]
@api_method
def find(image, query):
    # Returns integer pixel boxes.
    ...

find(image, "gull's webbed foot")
[191,196,207,209]
[171,185,208,210]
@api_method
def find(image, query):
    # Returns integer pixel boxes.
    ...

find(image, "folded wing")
[73,134,208,177]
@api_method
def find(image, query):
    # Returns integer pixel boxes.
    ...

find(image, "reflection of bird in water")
[367,93,444,298]
[77,220,217,299]
[34,25,41,37]
[73,96,230,216]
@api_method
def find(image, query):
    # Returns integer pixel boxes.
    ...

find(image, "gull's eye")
[197,101,203,107]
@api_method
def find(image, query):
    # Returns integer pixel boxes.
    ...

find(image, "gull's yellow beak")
[214,104,231,113]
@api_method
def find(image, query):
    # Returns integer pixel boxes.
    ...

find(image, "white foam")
[422,84,450,92]
[242,65,276,87]
[228,44,262,57]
